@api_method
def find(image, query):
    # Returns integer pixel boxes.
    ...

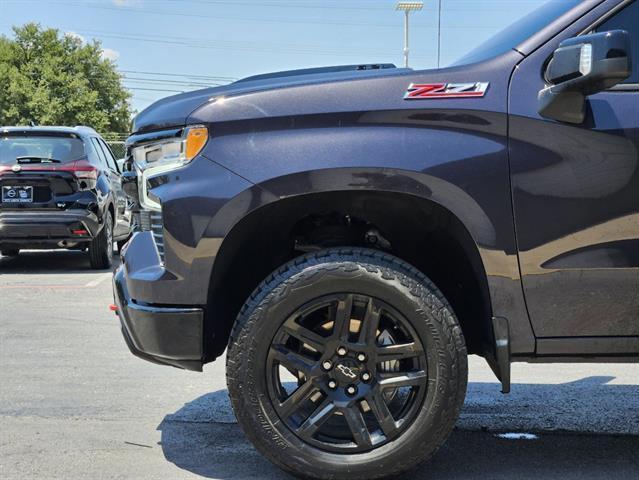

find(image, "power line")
[131,96,163,103]
[127,87,186,93]
[119,69,237,82]
[97,0,396,11]
[14,1,412,29]
[2,2,509,31]
[8,0,546,15]
[11,0,546,9]
[11,0,397,11]
[122,76,225,87]
[54,27,426,59]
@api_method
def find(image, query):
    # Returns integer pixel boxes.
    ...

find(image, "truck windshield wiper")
[16,156,62,164]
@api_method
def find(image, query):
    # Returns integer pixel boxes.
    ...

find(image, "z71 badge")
[404,82,489,99]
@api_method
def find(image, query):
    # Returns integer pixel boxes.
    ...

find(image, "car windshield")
[451,0,583,66]
[0,134,86,165]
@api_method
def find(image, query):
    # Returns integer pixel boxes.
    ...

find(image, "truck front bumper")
[112,265,204,371]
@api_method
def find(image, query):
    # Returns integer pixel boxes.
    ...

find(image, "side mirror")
[538,30,631,124]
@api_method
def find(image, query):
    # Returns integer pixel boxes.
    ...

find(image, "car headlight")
[131,125,208,211]
[132,125,208,173]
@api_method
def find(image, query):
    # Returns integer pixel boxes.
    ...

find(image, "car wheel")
[227,248,467,480]
[88,214,113,269]
[1,249,19,257]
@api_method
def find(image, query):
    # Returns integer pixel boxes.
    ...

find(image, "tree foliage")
[0,24,131,133]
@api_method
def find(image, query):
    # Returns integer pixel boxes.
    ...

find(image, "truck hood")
[133,50,521,132]
[132,64,409,133]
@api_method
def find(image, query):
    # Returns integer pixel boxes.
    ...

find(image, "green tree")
[0,23,131,133]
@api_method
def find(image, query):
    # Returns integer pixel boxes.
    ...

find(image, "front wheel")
[227,248,467,480]
[88,214,113,269]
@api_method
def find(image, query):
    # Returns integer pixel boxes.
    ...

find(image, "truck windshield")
[451,0,583,66]
[0,135,86,165]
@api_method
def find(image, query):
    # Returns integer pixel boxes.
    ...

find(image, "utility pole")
[396,2,424,69]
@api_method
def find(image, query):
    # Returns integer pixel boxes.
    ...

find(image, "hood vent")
[236,64,397,83]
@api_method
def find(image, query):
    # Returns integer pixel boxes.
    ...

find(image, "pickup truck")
[113,1,638,478]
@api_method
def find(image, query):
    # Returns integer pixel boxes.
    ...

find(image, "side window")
[98,138,119,173]
[595,0,639,84]
[90,138,108,169]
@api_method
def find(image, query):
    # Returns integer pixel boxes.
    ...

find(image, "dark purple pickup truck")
[113,1,638,478]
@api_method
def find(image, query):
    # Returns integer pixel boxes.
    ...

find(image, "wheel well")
[205,191,493,361]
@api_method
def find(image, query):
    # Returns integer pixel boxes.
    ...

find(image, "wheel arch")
[203,168,498,362]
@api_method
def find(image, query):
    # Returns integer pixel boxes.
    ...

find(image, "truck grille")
[137,209,165,262]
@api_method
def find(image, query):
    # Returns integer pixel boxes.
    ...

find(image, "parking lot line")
[0,284,88,289]
[0,272,113,290]
[85,273,113,288]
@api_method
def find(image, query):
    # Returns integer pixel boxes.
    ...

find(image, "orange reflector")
[109,304,118,312]
[185,126,208,160]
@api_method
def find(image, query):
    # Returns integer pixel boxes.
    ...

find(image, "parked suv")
[113,1,638,478]
[0,126,132,268]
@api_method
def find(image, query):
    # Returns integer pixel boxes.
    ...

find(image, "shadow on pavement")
[158,379,639,479]
[0,249,120,273]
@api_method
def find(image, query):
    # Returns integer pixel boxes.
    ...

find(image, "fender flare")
[201,166,534,357]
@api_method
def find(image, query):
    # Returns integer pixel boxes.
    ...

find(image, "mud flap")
[486,316,511,394]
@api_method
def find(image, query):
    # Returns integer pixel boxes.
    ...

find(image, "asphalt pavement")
[1,250,638,479]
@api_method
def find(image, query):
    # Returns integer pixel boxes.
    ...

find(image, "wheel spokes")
[377,342,423,362]
[366,391,398,438]
[296,398,336,440]
[359,298,381,345]
[282,317,328,353]
[378,370,428,389]
[270,344,316,377]
[332,294,354,341]
[342,405,373,449]
[278,381,317,419]
[268,292,431,453]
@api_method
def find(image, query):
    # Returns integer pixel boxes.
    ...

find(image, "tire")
[88,213,113,269]
[227,248,468,480]
[1,249,19,257]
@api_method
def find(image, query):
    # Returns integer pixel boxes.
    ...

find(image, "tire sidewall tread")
[88,213,113,270]
[226,248,468,480]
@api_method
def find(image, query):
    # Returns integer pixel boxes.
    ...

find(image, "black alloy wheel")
[266,293,428,453]
[227,248,467,480]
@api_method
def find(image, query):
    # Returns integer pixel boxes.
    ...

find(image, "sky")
[0,0,549,113]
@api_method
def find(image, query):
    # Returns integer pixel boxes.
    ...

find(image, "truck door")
[509,1,639,353]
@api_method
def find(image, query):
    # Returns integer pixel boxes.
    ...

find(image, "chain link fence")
[106,141,126,159]
[102,133,128,160]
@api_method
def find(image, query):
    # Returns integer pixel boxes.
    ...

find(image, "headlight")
[132,125,208,173]
[131,125,208,211]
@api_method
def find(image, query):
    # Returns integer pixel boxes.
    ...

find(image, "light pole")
[396,2,424,69]
[437,0,442,68]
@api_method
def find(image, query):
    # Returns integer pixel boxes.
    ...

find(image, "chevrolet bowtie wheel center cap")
[334,360,360,384]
